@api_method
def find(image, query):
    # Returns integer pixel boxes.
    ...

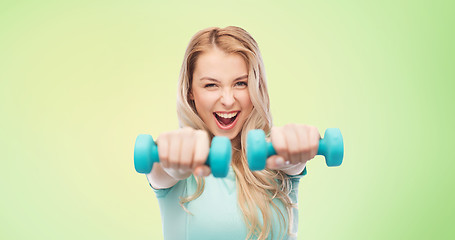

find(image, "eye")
[235,81,248,87]
[204,83,217,88]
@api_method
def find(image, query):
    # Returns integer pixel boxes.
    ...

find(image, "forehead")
[193,48,248,81]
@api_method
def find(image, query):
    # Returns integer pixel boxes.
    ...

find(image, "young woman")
[146,26,320,240]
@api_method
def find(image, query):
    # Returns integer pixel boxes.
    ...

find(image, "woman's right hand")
[156,127,212,180]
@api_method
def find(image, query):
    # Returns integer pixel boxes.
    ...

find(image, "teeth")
[215,112,238,118]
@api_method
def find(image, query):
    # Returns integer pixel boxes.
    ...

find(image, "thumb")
[266,155,286,170]
[193,165,211,177]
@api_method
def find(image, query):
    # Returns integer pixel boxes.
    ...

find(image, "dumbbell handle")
[265,128,344,167]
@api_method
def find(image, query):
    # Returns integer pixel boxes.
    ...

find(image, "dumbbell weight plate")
[207,136,232,178]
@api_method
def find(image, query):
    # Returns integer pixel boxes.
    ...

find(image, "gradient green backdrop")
[1,0,454,239]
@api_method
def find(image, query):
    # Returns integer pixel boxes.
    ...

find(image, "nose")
[220,88,235,108]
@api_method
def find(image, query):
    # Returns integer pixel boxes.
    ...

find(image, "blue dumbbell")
[134,134,232,178]
[246,128,344,175]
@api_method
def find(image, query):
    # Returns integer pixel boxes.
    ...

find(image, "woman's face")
[190,47,253,140]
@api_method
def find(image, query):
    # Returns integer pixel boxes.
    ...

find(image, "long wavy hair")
[176,26,296,240]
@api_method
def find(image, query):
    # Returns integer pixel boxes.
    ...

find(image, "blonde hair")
[176,26,296,239]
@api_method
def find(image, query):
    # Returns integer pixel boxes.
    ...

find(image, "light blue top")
[148,167,304,240]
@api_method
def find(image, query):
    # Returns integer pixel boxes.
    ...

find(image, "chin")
[211,128,240,140]
[214,131,236,140]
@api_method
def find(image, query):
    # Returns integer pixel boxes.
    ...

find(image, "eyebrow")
[200,74,248,82]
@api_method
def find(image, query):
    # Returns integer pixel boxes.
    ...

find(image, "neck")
[231,132,242,152]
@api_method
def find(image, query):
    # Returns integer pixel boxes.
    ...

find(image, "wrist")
[281,162,306,176]
[163,167,192,180]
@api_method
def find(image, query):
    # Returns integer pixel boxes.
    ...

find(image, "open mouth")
[213,111,239,129]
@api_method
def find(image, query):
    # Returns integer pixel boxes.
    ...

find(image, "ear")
[189,90,194,100]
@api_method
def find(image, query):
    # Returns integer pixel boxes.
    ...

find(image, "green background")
[1,0,454,239]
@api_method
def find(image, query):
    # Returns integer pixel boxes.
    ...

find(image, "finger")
[157,133,170,168]
[295,125,307,162]
[266,155,285,170]
[271,126,289,162]
[296,125,310,162]
[283,124,300,164]
[168,133,182,170]
[192,130,210,170]
[179,130,195,171]
[308,126,321,160]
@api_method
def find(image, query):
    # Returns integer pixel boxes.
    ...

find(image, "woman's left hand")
[266,124,321,174]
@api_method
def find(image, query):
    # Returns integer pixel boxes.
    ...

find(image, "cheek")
[239,92,253,110]
[194,92,215,112]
